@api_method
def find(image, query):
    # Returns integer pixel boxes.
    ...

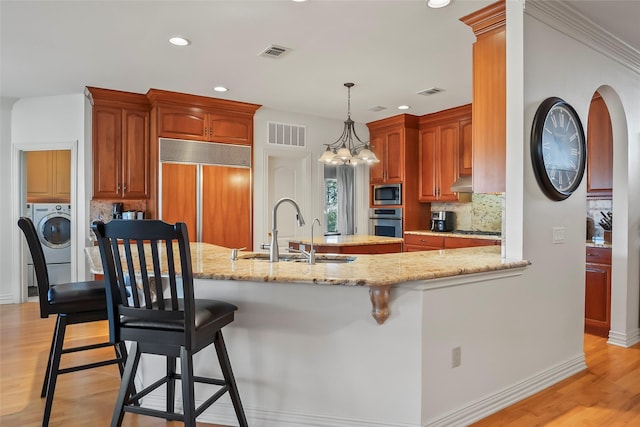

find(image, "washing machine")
[28,203,71,288]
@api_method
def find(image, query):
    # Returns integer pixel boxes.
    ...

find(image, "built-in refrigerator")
[158,138,252,250]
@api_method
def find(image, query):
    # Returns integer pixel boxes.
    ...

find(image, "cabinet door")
[585,263,611,337]
[202,166,252,250]
[587,95,613,197]
[385,130,404,183]
[418,127,438,201]
[369,133,386,184]
[122,108,149,198]
[438,123,460,201]
[93,106,122,198]
[208,114,252,145]
[459,118,473,176]
[157,106,208,141]
[52,150,71,200]
[26,151,53,201]
[161,163,198,239]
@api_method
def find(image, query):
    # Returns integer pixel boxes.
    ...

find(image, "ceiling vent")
[268,122,306,148]
[368,106,387,112]
[259,44,290,58]
[417,87,445,96]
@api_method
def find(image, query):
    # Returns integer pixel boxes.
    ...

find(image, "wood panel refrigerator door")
[161,163,197,240]
[201,165,252,250]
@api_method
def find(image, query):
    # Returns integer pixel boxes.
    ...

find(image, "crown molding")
[525,0,640,75]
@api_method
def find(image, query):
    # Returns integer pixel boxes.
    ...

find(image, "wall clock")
[530,97,586,201]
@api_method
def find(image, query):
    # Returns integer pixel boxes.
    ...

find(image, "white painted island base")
[132,265,580,427]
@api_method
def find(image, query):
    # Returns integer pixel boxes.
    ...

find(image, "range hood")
[450,175,473,193]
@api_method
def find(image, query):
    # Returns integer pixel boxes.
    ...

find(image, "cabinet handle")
[117,183,121,192]
[122,183,127,192]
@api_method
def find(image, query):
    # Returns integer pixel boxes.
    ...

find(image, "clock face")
[531,97,587,201]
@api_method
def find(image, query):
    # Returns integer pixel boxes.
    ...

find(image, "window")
[323,164,355,235]
[324,166,338,234]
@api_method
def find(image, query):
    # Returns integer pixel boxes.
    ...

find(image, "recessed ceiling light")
[427,0,451,9]
[169,36,190,46]
[398,105,411,110]
[292,0,308,2]
[213,86,228,93]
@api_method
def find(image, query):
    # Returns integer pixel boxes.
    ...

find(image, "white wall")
[0,98,17,303]
[523,2,640,346]
[6,94,89,303]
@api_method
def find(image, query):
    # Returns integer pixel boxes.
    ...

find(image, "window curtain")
[336,165,355,235]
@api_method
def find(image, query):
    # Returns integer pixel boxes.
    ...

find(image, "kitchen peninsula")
[85,244,529,427]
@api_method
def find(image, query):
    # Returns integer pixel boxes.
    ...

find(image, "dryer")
[29,203,71,287]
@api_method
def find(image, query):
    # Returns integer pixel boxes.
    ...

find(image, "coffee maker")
[112,202,124,219]
[430,211,455,232]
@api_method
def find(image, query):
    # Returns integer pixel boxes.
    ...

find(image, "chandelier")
[318,83,379,166]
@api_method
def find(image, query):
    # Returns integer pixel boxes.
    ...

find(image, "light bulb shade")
[367,152,380,163]
[336,146,352,160]
[357,147,374,160]
[319,149,335,163]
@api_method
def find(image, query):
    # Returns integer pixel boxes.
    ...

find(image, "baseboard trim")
[142,395,418,427]
[424,354,587,427]
[608,329,640,348]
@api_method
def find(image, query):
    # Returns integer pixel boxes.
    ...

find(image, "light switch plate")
[552,227,565,244]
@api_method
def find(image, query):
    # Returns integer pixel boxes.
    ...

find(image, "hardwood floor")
[1,302,639,426]
[0,302,229,427]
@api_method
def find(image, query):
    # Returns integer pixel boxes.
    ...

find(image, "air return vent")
[259,44,290,58]
[268,122,306,148]
[417,87,445,96]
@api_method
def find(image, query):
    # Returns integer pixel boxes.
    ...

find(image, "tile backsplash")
[431,193,503,232]
[587,198,613,238]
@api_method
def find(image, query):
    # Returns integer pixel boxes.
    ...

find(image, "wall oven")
[369,208,403,238]
[372,183,401,206]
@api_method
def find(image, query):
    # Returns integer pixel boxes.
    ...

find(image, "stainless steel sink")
[238,253,356,264]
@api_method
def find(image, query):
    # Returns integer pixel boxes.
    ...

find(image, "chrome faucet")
[268,197,305,263]
[287,217,321,264]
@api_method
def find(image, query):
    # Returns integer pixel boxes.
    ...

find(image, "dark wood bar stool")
[92,219,248,427]
[17,217,128,427]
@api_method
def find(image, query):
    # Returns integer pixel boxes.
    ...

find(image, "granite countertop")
[405,230,502,240]
[586,241,612,248]
[288,234,403,247]
[85,242,527,288]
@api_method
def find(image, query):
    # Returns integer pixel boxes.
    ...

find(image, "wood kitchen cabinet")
[288,241,402,255]
[155,105,253,145]
[587,93,613,198]
[461,0,506,193]
[26,150,71,203]
[404,233,499,252]
[86,87,150,199]
[367,114,429,231]
[585,246,611,337]
[418,104,472,202]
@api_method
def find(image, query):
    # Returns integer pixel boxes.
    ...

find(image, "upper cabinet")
[147,89,259,145]
[418,104,472,202]
[367,114,419,186]
[86,87,150,200]
[461,0,506,193]
[26,150,71,203]
[587,93,613,198]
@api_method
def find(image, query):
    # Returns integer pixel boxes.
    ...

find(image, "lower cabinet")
[404,233,499,251]
[585,246,612,337]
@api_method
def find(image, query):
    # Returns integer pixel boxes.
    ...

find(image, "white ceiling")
[1,0,639,123]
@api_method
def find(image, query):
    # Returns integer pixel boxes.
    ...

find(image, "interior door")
[161,163,197,240]
[202,165,252,249]
[267,155,308,249]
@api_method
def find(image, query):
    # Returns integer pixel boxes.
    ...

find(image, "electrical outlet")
[552,227,565,244]
[452,346,461,368]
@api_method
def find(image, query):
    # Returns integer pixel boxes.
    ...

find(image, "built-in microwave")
[372,183,402,206]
